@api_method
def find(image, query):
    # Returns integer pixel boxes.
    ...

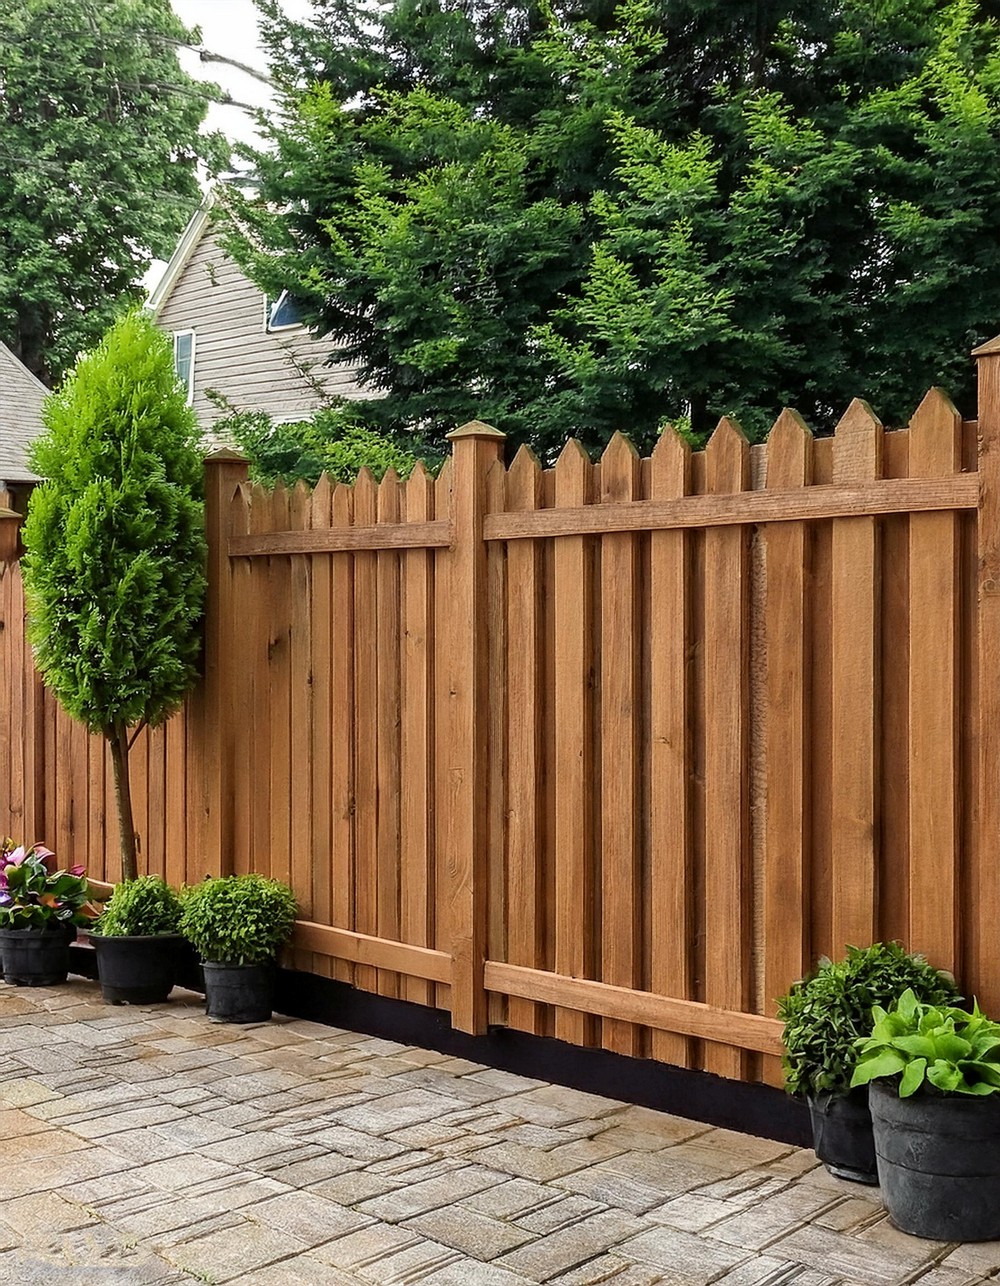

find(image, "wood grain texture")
[702,418,751,1080]
[649,428,693,1067]
[375,471,403,998]
[908,390,961,969]
[353,469,379,994]
[231,520,451,556]
[330,483,356,986]
[762,410,812,1081]
[599,433,642,1057]
[308,475,333,979]
[831,400,884,955]
[553,440,597,1047]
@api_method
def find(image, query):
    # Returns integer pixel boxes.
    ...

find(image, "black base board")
[68,945,809,1147]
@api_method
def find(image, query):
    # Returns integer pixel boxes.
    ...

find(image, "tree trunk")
[108,723,138,882]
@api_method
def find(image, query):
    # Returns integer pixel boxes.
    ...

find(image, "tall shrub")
[21,310,206,881]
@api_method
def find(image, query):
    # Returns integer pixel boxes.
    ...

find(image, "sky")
[145,1,314,291]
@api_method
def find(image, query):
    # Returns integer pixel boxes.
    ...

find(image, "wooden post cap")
[972,336,1000,358]
[204,447,250,464]
[446,420,506,441]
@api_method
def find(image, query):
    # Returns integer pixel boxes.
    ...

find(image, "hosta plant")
[0,839,101,929]
[92,876,182,938]
[179,875,297,965]
[851,989,1000,1097]
[778,943,959,1098]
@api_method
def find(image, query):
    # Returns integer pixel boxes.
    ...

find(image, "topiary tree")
[21,310,206,882]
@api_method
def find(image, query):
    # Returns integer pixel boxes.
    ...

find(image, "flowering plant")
[0,839,101,929]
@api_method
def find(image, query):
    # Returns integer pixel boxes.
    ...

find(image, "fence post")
[973,337,1000,1015]
[446,420,506,1035]
[0,506,20,564]
[197,448,250,877]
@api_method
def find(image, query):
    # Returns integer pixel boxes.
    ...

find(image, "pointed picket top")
[446,419,506,441]
[972,335,1000,358]
[506,443,542,508]
[404,460,433,523]
[554,437,592,505]
[378,468,401,526]
[407,459,432,486]
[766,408,813,489]
[705,416,749,491]
[833,398,883,484]
[332,480,352,524]
[600,430,640,503]
[228,482,251,536]
[650,425,692,496]
[354,465,378,495]
[909,387,962,475]
[311,470,333,512]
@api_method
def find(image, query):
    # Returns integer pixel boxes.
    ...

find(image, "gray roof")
[0,340,45,482]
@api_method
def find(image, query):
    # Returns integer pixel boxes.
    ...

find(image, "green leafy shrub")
[179,875,297,965]
[851,989,1000,1098]
[0,840,100,929]
[777,942,959,1098]
[93,876,182,938]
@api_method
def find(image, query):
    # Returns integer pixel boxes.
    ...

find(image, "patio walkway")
[0,981,997,1285]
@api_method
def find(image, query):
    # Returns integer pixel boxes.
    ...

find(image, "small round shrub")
[179,875,297,965]
[777,942,960,1098]
[91,875,182,937]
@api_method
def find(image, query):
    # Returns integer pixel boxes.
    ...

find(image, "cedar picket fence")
[3,340,1000,1088]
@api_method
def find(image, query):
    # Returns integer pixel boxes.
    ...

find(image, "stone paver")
[0,980,998,1284]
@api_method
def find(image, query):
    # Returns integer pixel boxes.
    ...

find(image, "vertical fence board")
[353,470,379,994]
[505,447,546,1034]
[648,428,694,1067]
[401,465,435,1007]
[309,475,334,979]
[331,483,356,986]
[289,482,314,972]
[702,418,751,1080]
[553,441,596,1047]
[376,472,402,998]
[762,410,812,1085]
[228,486,254,877]
[599,433,643,1057]
[486,460,508,1027]
[831,400,883,955]
[433,460,453,1012]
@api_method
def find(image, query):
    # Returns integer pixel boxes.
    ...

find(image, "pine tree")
[21,312,206,882]
[223,0,1000,457]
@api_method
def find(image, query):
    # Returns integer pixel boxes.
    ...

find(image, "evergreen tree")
[0,0,228,384]
[223,0,1000,457]
[21,312,206,882]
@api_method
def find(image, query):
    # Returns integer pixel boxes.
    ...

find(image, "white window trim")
[173,329,196,404]
[264,289,306,334]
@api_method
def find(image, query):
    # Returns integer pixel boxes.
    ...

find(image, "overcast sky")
[170,0,314,147]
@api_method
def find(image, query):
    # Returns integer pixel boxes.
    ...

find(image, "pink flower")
[68,865,86,878]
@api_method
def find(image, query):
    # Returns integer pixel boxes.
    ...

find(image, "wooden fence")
[4,340,1000,1087]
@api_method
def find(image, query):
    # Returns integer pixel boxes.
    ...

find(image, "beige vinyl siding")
[155,229,365,431]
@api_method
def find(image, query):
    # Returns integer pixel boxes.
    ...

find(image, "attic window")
[265,290,306,332]
[173,330,195,403]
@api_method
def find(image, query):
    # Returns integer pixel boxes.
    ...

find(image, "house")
[0,339,45,511]
[149,192,363,432]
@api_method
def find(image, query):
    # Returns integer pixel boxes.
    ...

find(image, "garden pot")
[91,933,183,1005]
[0,924,76,986]
[870,1082,1000,1240]
[808,1088,878,1184]
[202,961,274,1023]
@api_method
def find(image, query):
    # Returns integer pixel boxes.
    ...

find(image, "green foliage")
[22,310,207,736]
[0,0,228,384]
[93,876,182,938]
[851,989,1000,1097]
[0,840,100,930]
[777,942,960,1098]
[179,875,298,965]
[224,0,1000,458]
[209,400,436,487]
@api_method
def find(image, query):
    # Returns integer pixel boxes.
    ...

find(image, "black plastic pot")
[808,1088,878,1184]
[202,961,274,1023]
[0,924,76,986]
[870,1082,1000,1240]
[91,933,183,1005]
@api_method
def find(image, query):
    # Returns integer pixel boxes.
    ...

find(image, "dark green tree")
[222,0,1000,457]
[0,0,228,384]
[21,311,206,882]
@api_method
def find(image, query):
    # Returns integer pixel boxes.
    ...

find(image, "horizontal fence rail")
[2,368,999,1089]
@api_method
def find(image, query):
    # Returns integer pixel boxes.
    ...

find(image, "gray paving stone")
[358,1163,503,1222]
[497,1209,652,1282]
[164,1217,313,1283]
[766,1224,939,1284]
[403,1203,535,1259]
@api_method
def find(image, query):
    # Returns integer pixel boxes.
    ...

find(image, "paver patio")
[0,981,997,1285]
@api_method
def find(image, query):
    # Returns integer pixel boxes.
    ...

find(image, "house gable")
[0,340,46,486]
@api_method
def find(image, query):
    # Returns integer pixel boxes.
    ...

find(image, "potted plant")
[0,839,101,985]
[777,942,959,1183]
[179,874,297,1023]
[89,876,184,1005]
[851,988,1000,1240]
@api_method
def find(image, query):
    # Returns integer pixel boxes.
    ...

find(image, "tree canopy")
[22,310,207,880]
[223,0,1000,458]
[0,0,228,384]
